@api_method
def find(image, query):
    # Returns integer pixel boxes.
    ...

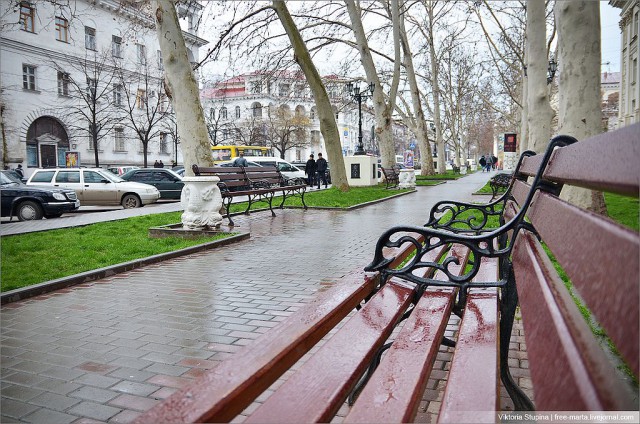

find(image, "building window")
[209,108,215,120]
[22,65,36,90]
[86,77,97,98]
[57,71,70,96]
[19,2,35,32]
[85,26,96,50]
[252,102,262,118]
[279,83,290,97]
[633,58,638,84]
[114,127,125,151]
[112,35,122,58]
[113,84,123,106]
[136,44,146,65]
[136,89,146,109]
[634,11,639,38]
[159,94,168,113]
[160,133,168,153]
[157,50,163,70]
[222,129,229,140]
[235,106,241,119]
[55,17,68,42]
[220,107,228,119]
[250,81,262,94]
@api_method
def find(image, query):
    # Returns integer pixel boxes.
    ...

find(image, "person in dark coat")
[153,160,160,168]
[316,153,328,189]
[479,156,486,172]
[14,164,24,178]
[305,154,316,187]
[491,155,498,170]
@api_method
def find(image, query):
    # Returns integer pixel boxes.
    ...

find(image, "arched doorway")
[26,116,70,168]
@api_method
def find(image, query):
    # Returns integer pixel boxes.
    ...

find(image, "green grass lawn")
[0,212,234,292]
[1,185,411,291]
[416,170,463,181]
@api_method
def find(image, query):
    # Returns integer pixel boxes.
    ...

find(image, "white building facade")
[0,0,207,177]
[612,0,639,127]
[200,71,378,163]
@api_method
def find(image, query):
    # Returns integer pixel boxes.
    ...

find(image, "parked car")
[218,160,263,168]
[1,170,79,221]
[120,168,184,200]
[26,168,160,208]
[106,166,139,176]
[243,157,306,180]
[172,166,185,177]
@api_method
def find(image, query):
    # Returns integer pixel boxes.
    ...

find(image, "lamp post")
[547,57,557,84]
[346,81,375,155]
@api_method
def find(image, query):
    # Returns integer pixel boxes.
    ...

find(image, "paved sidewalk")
[1,171,532,423]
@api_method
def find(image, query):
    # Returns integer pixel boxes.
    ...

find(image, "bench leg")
[347,341,393,406]
[222,196,235,227]
[300,189,308,210]
[267,192,276,217]
[500,271,534,411]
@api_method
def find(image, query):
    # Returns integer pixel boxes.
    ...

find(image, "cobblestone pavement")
[1,172,532,423]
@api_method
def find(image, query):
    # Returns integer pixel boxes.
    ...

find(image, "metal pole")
[355,93,365,155]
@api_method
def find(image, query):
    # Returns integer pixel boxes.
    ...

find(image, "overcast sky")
[600,1,622,72]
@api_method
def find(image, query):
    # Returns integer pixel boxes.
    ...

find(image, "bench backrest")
[504,123,639,410]
[191,165,251,191]
[243,166,285,187]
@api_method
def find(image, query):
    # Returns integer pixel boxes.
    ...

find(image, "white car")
[27,168,160,208]
[243,157,306,180]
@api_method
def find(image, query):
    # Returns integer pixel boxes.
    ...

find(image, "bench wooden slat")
[542,124,639,196]
[344,289,456,423]
[134,270,378,424]
[245,281,415,423]
[511,179,531,207]
[438,256,500,423]
[527,190,640,375]
[512,232,636,410]
[344,246,472,423]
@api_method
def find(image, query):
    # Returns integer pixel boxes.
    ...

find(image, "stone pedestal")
[180,176,223,229]
[343,156,378,187]
[503,152,519,171]
[398,168,416,188]
[460,165,468,175]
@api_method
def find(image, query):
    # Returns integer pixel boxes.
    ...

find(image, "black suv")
[1,171,80,221]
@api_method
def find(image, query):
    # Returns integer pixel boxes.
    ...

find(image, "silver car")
[27,168,160,208]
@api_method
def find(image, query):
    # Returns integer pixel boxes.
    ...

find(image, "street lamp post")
[346,81,375,155]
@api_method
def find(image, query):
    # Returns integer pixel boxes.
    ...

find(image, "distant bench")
[489,172,513,199]
[192,165,307,226]
[139,125,638,422]
[381,166,399,189]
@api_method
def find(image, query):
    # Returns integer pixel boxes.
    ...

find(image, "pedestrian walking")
[491,155,498,170]
[153,160,160,168]
[479,155,487,172]
[485,155,493,172]
[233,152,248,167]
[316,153,328,189]
[305,154,316,187]
[159,160,164,168]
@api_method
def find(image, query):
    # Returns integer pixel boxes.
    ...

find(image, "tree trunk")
[426,3,446,174]
[272,0,348,190]
[526,0,554,153]
[345,0,400,169]
[519,65,529,152]
[555,1,606,214]
[399,3,434,175]
[153,0,213,175]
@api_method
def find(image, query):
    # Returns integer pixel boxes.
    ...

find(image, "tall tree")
[117,63,168,168]
[525,0,554,153]
[265,105,311,159]
[555,0,606,214]
[153,0,213,175]
[397,0,434,175]
[272,0,349,190]
[345,0,402,169]
[52,50,120,167]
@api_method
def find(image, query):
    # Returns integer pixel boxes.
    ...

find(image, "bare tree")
[117,62,168,168]
[555,0,606,214]
[264,105,311,159]
[153,0,213,175]
[51,50,120,167]
[345,0,401,169]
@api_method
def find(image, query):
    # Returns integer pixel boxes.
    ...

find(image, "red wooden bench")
[138,124,638,422]
[192,165,307,226]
